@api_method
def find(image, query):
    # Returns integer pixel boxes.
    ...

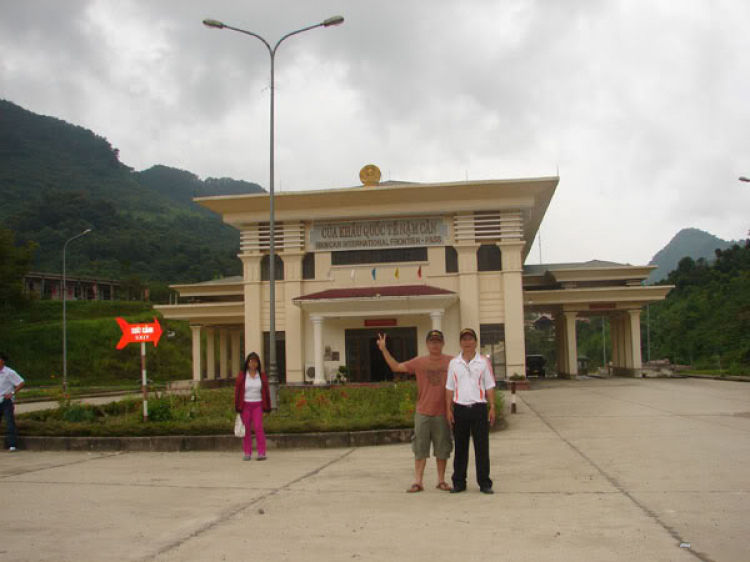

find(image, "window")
[331,247,427,266]
[445,246,458,273]
[261,254,285,281]
[477,244,502,272]
[302,253,315,280]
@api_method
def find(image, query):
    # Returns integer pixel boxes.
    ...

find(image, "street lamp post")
[62,228,92,394]
[203,15,344,408]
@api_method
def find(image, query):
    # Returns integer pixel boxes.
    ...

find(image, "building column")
[219,329,228,379]
[499,241,526,378]
[616,314,625,368]
[205,328,216,380]
[283,251,305,384]
[610,316,618,367]
[622,313,633,369]
[563,311,578,378]
[430,311,444,331]
[456,244,480,331]
[190,325,202,382]
[628,309,643,374]
[311,316,326,385]
[242,255,264,363]
[231,329,242,378]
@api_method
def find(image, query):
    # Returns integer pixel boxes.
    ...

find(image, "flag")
[417,266,422,279]
[395,268,400,279]
[371,268,376,280]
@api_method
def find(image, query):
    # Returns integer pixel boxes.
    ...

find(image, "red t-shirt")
[403,354,453,416]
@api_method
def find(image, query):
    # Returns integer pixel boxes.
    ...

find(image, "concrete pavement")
[1,377,748,562]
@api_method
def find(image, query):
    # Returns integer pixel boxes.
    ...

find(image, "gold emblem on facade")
[359,164,381,187]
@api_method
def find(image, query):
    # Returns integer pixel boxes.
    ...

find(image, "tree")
[0,227,36,311]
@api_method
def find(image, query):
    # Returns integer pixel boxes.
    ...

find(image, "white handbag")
[234,414,246,438]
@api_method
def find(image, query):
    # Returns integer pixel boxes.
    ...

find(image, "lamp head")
[323,15,345,27]
[203,19,225,29]
[740,176,750,182]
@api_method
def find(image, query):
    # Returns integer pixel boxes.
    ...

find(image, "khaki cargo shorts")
[412,412,453,460]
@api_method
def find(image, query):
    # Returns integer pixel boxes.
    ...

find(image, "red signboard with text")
[364,318,397,327]
[116,317,163,350]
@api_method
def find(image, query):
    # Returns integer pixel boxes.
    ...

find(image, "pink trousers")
[240,401,266,456]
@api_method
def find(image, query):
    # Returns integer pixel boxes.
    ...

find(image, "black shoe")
[480,487,494,494]
[449,486,466,494]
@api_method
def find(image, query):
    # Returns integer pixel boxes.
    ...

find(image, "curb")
[17,418,507,452]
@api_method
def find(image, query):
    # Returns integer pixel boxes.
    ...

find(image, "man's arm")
[486,387,496,426]
[376,333,410,373]
[445,389,454,425]
[5,381,23,399]
[445,360,455,425]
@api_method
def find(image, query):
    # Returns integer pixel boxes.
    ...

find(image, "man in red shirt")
[377,330,453,493]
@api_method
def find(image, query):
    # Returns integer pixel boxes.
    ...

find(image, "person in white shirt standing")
[0,351,25,452]
[445,328,496,494]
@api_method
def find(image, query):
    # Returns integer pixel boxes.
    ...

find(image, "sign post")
[116,317,163,421]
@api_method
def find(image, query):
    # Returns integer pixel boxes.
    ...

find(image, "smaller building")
[23,271,120,301]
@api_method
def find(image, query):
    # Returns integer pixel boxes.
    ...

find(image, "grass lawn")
[683,369,750,378]
[17,383,504,437]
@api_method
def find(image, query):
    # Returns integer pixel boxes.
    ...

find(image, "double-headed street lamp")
[203,15,344,408]
[62,228,92,394]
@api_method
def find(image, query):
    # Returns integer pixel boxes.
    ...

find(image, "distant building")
[23,271,120,301]
[156,166,673,383]
[531,313,554,331]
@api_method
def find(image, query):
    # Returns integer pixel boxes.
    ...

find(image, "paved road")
[1,377,748,562]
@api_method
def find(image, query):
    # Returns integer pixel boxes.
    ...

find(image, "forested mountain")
[647,228,738,284]
[0,100,264,285]
[648,241,750,369]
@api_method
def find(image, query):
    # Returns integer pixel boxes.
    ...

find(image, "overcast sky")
[2,0,749,266]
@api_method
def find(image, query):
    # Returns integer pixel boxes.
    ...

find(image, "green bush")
[61,403,98,423]
[17,384,505,437]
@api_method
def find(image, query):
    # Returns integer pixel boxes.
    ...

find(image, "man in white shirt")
[445,328,496,494]
[0,351,25,452]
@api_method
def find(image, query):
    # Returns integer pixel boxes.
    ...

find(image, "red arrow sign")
[116,317,163,350]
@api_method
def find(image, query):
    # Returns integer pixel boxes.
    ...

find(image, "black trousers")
[0,399,17,449]
[451,402,492,490]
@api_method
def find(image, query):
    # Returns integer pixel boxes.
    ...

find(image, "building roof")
[194,176,559,263]
[524,260,628,275]
[294,285,456,302]
[171,276,244,287]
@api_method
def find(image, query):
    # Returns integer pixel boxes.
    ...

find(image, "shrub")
[61,403,98,423]
[17,383,504,437]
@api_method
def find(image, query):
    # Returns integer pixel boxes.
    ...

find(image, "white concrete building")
[156,166,671,383]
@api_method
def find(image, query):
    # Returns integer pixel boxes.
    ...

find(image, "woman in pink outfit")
[234,352,271,461]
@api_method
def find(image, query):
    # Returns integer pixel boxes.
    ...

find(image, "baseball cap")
[459,328,477,340]
[425,329,444,342]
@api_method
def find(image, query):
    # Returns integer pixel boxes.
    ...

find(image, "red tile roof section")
[294,285,456,301]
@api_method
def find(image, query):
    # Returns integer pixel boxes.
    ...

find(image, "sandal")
[436,482,451,492]
[406,483,424,493]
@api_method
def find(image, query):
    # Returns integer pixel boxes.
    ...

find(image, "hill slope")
[647,228,738,284]
[0,99,264,284]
